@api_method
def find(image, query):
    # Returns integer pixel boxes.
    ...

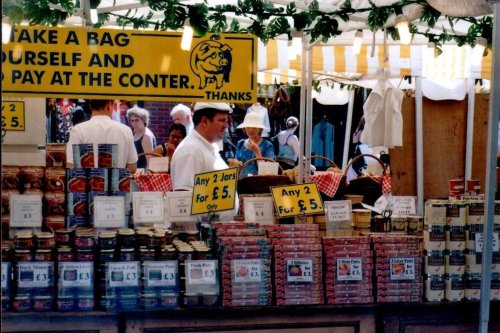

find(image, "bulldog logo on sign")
[190,36,232,90]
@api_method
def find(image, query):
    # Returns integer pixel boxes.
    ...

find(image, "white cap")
[237,112,265,129]
[170,104,191,115]
[193,102,233,113]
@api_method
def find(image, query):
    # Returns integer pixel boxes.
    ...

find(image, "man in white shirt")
[66,99,138,172]
[171,102,237,220]
[170,103,194,134]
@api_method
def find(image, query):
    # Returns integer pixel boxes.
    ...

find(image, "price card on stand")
[132,192,164,224]
[185,260,217,285]
[243,196,274,225]
[18,262,53,288]
[143,261,178,287]
[336,258,363,281]
[59,262,93,288]
[10,194,43,227]
[325,200,352,223]
[392,196,417,216]
[1,262,11,290]
[474,232,499,252]
[271,183,324,218]
[93,196,125,228]
[108,262,140,288]
[232,259,262,283]
[286,259,313,283]
[191,168,237,215]
[165,191,195,222]
[389,258,415,280]
[2,101,25,131]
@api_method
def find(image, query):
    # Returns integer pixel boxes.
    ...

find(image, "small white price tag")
[232,259,262,283]
[392,196,417,216]
[336,258,363,281]
[257,161,279,176]
[243,196,274,225]
[18,262,52,288]
[143,261,177,287]
[165,191,195,222]
[389,258,415,280]
[59,262,93,288]
[132,192,164,224]
[148,157,169,173]
[93,196,125,228]
[325,200,352,222]
[185,260,217,285]
[108,262,140,287]
[475,232,499,253]
[286,259,313,283]
[1,262,11,290]
[10,194,43,227]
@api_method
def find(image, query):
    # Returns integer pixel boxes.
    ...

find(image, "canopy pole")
[298,34,307,184]
[479,3,500,332]
[465,79,476,180]
[415,76,424,216]
[304,43,313,183]
[342,90,355,169]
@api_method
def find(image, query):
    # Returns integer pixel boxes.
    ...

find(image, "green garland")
[2,0,493,50]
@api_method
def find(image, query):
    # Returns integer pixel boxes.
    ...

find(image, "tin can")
[425,275,444,302]
[465,180,481,195]
[425,250,445,275]
[46,143,67,168]
[446,226,466,251]
[424,201,447,225]
[424,225,446,251]
[446,203,467,226]
[464,272,481,300]
[407,216,423,236]
[467,201,485,225]
[391,217,406,233]
[445,250,465,275]
[449,179,464,200]
[445,274,465,302]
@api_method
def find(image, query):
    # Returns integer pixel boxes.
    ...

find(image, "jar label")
[108,261,140,288]
[336,258,363,281]
[18,262,53,288]
[389,257,415,280]
[143,261,178,288]
[185,260,217,285]
[1,262,11,290]
[286,259,313,283]
[232,259,263,283]
[59,262,93,288]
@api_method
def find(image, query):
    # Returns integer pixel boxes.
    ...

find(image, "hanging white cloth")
[247,103,271,137]
[361,70,404,148]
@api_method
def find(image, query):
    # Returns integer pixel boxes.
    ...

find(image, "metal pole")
[342,90,355,169]
[298,34,307,184]
[415,77,424,216]
[479,3,500,332]
[465,78,476,180]
[304,44,313,183]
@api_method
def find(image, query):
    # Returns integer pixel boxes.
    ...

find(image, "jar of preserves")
[75,230,95,249]
[99,248,116,262]
[14,249,33,262]
[117,228,135,248]
[56,246,75,262]
[98,231,117,249]
[34,249,53,262]
[76,249,94,262]
[12,295,32,312]
[33,295,53,311]
[14,231,33,250]
[34,232,55,249]
[119,247,136,261]
[55,229,74,246]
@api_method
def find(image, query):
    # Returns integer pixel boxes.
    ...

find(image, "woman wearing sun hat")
[232,112,275,178]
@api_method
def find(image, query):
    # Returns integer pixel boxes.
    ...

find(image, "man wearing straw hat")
[170,102,238,221]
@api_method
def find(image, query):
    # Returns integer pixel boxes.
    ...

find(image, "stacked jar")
[2,243,13,311]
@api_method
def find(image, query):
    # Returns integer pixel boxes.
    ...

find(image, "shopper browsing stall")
[126,106,157,169]
[170,103,194,134]
[66,99,138,172]
[275,116,300,170]
[231,112,275,178]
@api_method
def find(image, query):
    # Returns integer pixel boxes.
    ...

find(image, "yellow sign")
[271,183,324,217]
[2,26,257,102]
[1,101,25,131]
[191,168,238,215]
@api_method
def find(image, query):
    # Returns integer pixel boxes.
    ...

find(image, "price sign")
[59,262,93,288]
[1,262,11,290]
[2,101,25,131]
[10,194,43,227]
[18,262,53,288]
[108,261,140,287]
[232,259,262,283]
[325,200,352,222]
[132,192,164,224]
[191,168,237,215]
[336,258,363,281]
[392,196,417,216]
[93,196,125,228]
[271,183,324,218]
[143,261,178,287]
[475,232,500,252]
[389,258,415,280]
[286,259,313,283]
[243,196,274,225]
[185,260,217,285]
[165,191,195,222]
[257,161,279,175]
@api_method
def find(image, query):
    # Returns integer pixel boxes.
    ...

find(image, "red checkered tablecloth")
[310,172,345,198]
[134,173,173,192]
[372,175,392,194]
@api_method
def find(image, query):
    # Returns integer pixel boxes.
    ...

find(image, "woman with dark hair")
[153,123,187,170]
